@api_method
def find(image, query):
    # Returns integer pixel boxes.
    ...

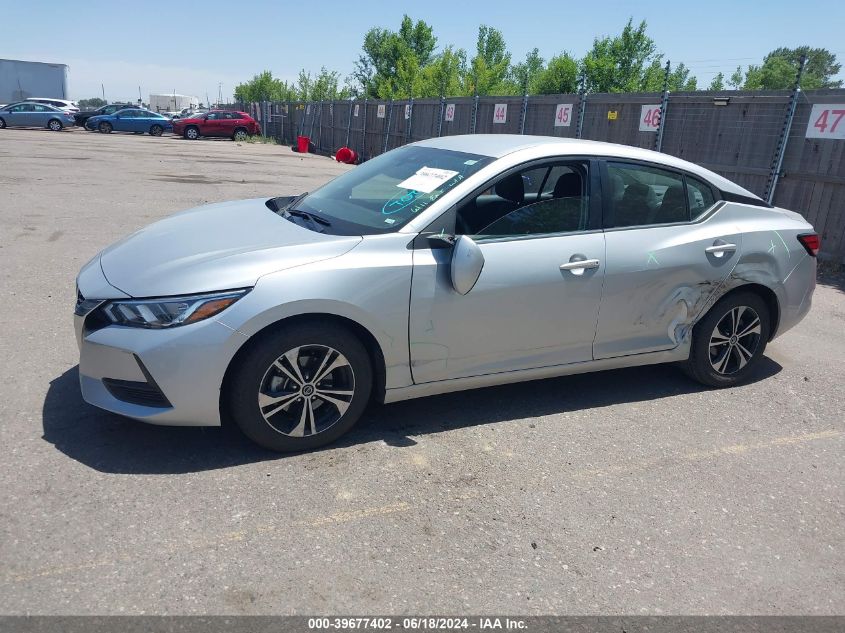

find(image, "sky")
[2,0,844,103]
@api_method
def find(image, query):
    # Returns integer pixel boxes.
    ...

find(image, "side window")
[605,162,688,227]
[457,162,590,238]
[206,112,219,120]
[686,176,716,219]
[230,112,243,119]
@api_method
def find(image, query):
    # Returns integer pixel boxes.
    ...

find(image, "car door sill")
[384,345,689,404]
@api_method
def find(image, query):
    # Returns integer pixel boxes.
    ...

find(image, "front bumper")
[75,264,248,426]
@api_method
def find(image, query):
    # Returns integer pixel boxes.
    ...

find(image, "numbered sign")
[377,104,386,119]
[444,103,455,122]
[805,104,845,139]
[639,104,662,131]
[493,103,507,124]
[405,104,411,120]
[554,103,573,127]
[607,110,618,120]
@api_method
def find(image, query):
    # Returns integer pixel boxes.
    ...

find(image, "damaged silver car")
[75,135,818,451]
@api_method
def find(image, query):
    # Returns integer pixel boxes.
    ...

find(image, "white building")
[149,93,199,113]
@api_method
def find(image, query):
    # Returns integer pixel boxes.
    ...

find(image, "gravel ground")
[0,128,843,615]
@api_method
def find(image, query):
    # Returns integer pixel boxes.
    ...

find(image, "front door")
[593,160,742,358]
[409,159,606,383]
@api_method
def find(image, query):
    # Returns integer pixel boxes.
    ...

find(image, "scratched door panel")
[594,219,742,359]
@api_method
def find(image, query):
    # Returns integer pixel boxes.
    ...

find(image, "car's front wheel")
[98,121,112,134]
[184,126,199,140]
[0,118,6,129]
[228,321,372,452]
[683,291,770,387]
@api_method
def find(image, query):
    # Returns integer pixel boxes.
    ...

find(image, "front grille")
[102,378,171,408]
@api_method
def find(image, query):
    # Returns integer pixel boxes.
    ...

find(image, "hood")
[99,198,362,297]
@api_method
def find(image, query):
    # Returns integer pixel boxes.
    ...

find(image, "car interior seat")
[653,185,687,224]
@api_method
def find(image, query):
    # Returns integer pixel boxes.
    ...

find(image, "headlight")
[101,289,249,329]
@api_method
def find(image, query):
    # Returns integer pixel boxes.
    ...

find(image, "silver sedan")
[74,135,818,451]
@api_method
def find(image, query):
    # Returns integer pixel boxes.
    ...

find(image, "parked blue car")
[0,102,76,131]
[87,108,172,136]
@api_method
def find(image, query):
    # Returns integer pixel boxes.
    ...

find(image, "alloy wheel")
[49,119,62,131]
[186,127,198,139]
[234,129,248,141]
[257,344,355,437]
[708,306,762,375]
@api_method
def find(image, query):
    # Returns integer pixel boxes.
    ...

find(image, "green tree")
[508,48,545,94]
[754,47,841,89]
[353,15,437,97]
[708,72,726,91]
[233,70,294,102]
[414,46,467,97]
[465,25,513,95]
[533,53,579,94]
[78,97,106,109]
[582,18,657,92]
[728,65,744,89]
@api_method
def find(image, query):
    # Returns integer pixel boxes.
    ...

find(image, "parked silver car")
[75,135,818,451]
[0,102,76,130]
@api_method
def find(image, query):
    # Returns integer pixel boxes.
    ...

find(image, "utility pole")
[654,60,671,152]
[101,84,105,103]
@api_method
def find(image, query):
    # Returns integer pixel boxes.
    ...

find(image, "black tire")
[48,118,63,131]
[99,121,112,134]
[184,126,199,140]
[233,127,248,141]
[0,118,6,129]
[228,321,373,452]
[683,291,770,387]
[149,124,163,136]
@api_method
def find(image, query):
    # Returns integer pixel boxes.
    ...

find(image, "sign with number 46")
[639,104,661,132]
[805,104,845,139]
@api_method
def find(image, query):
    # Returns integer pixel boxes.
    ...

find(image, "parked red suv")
[171,110,260,140]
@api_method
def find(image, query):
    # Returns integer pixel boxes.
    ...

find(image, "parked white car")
[26,97,80,113]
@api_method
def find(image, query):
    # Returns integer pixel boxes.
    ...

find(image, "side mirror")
[450,235,484,295]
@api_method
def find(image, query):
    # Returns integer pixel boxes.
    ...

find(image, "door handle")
[705,243,737,255]
[560,259,600,271]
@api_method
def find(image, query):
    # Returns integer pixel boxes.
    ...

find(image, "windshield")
[295,145,494,235]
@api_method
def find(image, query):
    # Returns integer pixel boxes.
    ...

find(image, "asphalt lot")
[0,127,843,615]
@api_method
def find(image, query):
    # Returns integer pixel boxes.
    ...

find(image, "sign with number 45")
[805,104,845,139]
[554,104,573,127]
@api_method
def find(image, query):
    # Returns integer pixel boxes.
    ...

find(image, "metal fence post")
[345,101,353,147]
[383,99,393,155]
[329,101,335,151]
[405,98,414,145]
[519,93,529,134]
[654,60,671,152]
[261,100,267,137]
[471,95,479,134]
[437,96,445,137]
[317,101,323,152]
[361,99,368,160]
[765,55,807,204]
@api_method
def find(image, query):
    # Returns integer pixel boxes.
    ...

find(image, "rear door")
[593,160,741,358]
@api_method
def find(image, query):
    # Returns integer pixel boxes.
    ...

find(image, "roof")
[414,134,759,199]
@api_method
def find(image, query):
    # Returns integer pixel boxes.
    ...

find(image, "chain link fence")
[240,88,845,263]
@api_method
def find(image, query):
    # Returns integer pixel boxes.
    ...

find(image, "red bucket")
[335,146,358,164]
[297,135,310,153]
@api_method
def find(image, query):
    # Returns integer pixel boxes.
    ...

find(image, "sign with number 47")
[805,104,845,139]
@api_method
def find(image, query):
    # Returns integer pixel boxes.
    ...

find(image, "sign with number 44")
[493,104,507,124]
[805,104,845,139]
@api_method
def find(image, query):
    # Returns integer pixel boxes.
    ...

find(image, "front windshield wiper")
[287,208,331,226]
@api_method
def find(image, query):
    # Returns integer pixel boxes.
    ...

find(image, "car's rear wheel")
[98,121,112,134]
[228,322,372,452]
[149,124,163,136]
[233,128,248,141]
[48,118,63,131]
[683,291,770,387]
[184,126,199,140]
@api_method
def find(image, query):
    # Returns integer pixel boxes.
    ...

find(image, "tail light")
[797,233,820,257]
